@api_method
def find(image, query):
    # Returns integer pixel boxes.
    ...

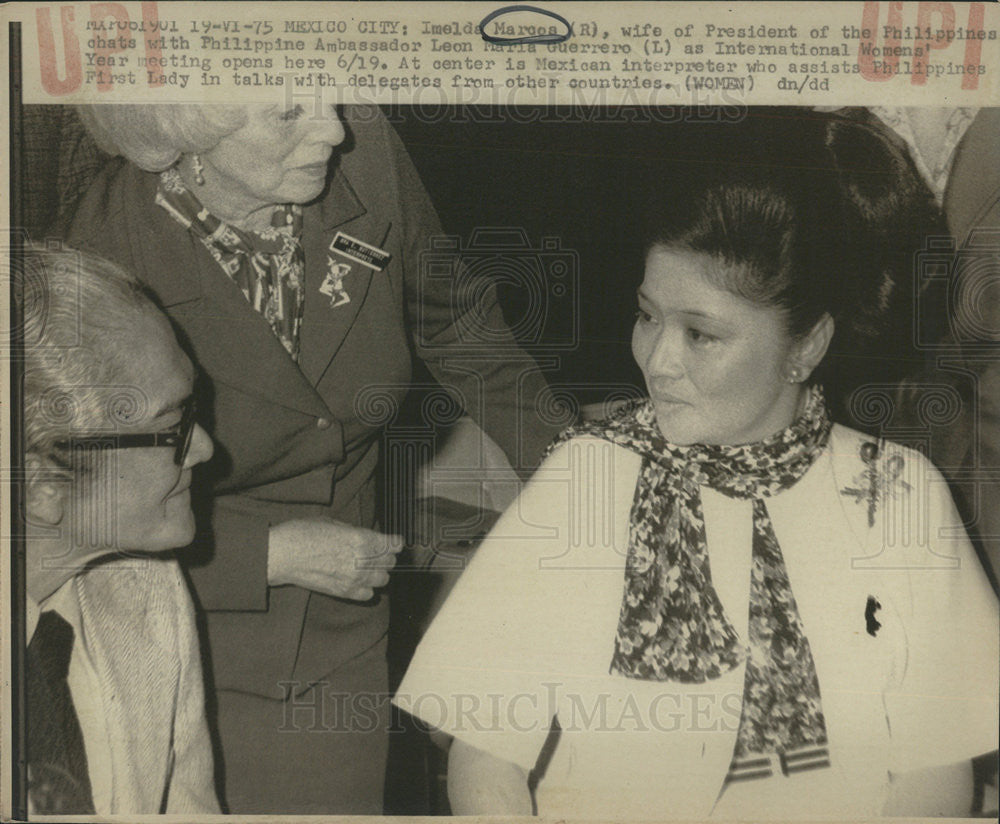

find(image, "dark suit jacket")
[62,106,563,696]
[941,108,1000,585]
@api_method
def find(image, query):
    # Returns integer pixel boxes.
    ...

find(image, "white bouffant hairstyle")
[74,104,248,171]
[22,245,162,474]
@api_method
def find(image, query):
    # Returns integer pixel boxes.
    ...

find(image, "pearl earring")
[192,154,205,186]
[786,366,804,383]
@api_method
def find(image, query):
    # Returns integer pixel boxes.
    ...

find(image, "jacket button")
[316,417,332,430]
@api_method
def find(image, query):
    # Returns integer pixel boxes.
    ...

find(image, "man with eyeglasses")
[57,395,198,468]
[21,247,219,814]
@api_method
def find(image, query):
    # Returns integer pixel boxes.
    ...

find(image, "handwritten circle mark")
[479,5,572,45]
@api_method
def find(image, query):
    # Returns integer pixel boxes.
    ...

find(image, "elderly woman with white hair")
[21,246,218,815]
[60,101,562,814]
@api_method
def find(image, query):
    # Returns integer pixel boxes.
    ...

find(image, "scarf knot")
[547,386,831,685]
[614,388,831,504]
[156,167,306,360]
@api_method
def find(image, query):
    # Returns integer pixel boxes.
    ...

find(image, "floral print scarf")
[549,386,832,759]
[156,167,305,360]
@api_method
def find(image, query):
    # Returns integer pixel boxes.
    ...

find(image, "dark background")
[387,105,792,401]
[21,104,882,407]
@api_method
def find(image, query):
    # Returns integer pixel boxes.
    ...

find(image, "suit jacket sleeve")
[881,449,1000,774]
[943,108,1000,586]
[368,112,566,476]
[186,494,270,611]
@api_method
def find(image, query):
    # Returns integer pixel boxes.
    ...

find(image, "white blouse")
[395,425,999,819]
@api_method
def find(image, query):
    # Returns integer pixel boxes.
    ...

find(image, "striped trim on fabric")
[726,755,775,783]
[725,745,831,784]
[780,745,831,775]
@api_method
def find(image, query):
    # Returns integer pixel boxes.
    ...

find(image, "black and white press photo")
[3,2,998,820]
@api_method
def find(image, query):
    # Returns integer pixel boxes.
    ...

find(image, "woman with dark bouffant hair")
[395,112,998,819]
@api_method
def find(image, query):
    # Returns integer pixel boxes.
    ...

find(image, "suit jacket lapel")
[180,247,330,416]
[123,169,328,418]
[73,567,154,813]
[298,166,387,387]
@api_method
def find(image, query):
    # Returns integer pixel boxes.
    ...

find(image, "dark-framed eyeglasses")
[55,396,197,467]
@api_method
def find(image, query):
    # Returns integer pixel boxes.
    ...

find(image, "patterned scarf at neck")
[549,384,831,675]
[156,167,305,360]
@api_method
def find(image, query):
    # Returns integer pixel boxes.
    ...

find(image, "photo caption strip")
[9,1,998,106]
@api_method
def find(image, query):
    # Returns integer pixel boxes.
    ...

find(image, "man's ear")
[787,313,835,382]
[25,453,65,527]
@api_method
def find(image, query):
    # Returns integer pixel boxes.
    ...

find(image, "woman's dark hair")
[640,109,947,418]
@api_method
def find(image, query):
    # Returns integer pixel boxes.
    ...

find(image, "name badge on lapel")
[320,231,392,309]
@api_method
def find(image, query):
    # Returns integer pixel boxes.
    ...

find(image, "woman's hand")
[447,738,533,815]
[267,518,403,601]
